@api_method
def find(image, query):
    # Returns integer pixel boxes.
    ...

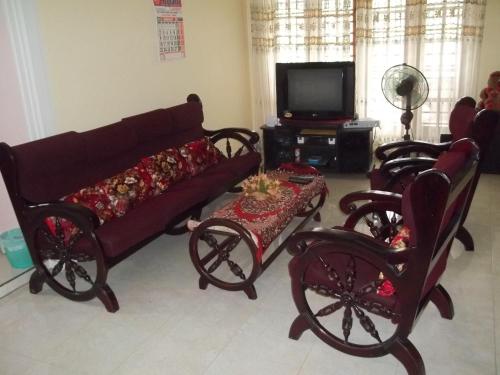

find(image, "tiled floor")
[0,173,499,375]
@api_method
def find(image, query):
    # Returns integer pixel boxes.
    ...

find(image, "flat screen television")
[276,61,355,123]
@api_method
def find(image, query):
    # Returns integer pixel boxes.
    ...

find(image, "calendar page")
[153,0,185,61]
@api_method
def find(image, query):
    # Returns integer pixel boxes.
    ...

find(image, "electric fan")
[381,63,429,140]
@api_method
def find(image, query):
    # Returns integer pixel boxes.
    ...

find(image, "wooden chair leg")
[429,284,454,319]
[29,268,46,294]
[199,276,209,290]
[456,225,474,251]
[289,314,311,340]
[96,284,119,313]
[390,338,425,375]
[243,284,257,300]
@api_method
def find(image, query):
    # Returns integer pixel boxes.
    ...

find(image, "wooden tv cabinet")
[261,124,373,173]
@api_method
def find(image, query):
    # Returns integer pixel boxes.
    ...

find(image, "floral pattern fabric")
[47,137,223,234]
[179,137,224,176]
[209,170,327,262]
[377,225,411,297]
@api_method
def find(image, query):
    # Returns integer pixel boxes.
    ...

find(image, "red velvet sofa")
[0,94,261,312]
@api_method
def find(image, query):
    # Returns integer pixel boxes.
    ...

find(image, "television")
[275,61,355,123]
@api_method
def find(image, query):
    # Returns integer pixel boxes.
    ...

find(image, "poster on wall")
[153,0,185,61]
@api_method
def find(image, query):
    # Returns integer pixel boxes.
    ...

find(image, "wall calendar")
[153,0,185,61]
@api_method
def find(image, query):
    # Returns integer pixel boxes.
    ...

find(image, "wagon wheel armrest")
[339,190,402,214]
[286,227,410,265]
[204,128,260,146]
[204,128,260,158]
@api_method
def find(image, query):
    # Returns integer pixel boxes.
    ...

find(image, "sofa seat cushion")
[215,152,261,181]
[95,183,210,258]
[181,151,261,196]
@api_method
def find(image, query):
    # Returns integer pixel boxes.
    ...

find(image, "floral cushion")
[377,225,411,297]
[47,137,224,234]
[179,137,224,176]
[140,147,190,194]
[63,164,155,223]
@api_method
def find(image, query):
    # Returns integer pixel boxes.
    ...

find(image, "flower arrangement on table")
[242,173,281,201]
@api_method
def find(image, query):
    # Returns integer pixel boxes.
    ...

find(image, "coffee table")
[189,169,327,299]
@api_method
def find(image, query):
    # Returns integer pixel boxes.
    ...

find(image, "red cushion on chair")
[433,151,467,178]
[449,104,477,141]
[377,225,410,297]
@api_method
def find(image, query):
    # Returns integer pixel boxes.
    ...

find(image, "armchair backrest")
[449,97,477,141]
[400,139,479,316]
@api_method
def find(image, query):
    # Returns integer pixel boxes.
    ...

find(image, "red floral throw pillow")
[63,164,155,222]
[140,147,190,194]
[179,137,224,176]
[377,225,411,297]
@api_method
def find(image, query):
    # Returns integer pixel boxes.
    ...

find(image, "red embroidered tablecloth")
[209,170,327,260]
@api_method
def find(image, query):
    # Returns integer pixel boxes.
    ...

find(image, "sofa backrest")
[9,101,205,204]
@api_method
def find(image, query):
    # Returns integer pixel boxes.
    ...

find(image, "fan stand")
[400,93,413,141]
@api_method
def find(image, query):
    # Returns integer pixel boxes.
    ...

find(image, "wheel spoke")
[65,262,76,292]
[51,259,65,277]
[345,256,356,292]
[342,305,353,342]
[72,261,94,285]
[224,236,241,253]
[356,298,401,321]
[315,300,344,317]
[303,282,341,299]
[67,230,84,250]
[356,279,384,297]
[226,138,232,158]
[234,146,244,157]
[353,305,382,343]
[226,259,246,280]
[316,255,344,290]
[55,217,65,243]
[207,255,224,273]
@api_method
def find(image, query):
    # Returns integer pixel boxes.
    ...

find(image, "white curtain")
[250,0,486,143]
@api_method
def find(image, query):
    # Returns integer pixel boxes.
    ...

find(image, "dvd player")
[343,118,379,129]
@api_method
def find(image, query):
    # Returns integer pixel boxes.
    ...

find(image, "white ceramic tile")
[23,362,92,375]
[44,317,154,374]
[299,342,397,375]
[0,291,98,361]
[0,350,36,375]
[205,330,311,375]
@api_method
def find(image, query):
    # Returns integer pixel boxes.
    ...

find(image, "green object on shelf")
[1,228,33,269]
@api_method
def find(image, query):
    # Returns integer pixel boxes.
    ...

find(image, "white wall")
[0,9,30,233]
[35,0,252,132]
[478,0,500,91]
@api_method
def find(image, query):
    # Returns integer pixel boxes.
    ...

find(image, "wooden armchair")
[369,106,499,251]
[373,96,477,168]
[286,139,479,375]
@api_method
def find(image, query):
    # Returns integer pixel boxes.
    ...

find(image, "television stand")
[261,124,373,173]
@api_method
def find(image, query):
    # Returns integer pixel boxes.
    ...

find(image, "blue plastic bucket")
[1,228,33,269]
